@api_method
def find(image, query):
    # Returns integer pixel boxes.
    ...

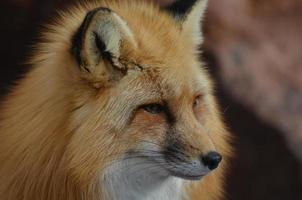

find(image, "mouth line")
[149,157,208,181]
[136,154,209,181]
[169,171,206,181]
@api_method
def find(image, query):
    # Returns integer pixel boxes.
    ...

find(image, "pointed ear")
[166,0,208,46]
[72,8,136,87]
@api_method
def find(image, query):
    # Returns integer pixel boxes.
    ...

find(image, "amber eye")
[142,103,164,114]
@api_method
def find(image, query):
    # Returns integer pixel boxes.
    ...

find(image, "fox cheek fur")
[0,0,232,200]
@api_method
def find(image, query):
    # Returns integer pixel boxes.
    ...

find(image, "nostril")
[201,151,222,170]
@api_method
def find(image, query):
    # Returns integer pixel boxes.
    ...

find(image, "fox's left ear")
[166,0,208,46]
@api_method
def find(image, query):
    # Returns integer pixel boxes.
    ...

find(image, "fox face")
[62,0,230,198]
[0,0,231,200]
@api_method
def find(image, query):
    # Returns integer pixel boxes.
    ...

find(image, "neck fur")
[102,159,186,200]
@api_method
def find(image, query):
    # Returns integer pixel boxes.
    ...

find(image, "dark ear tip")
[165,0,198,18]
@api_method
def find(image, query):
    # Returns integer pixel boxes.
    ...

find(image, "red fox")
[0,0,232,199]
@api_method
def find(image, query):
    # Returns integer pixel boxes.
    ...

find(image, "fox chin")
[0,0,232,200]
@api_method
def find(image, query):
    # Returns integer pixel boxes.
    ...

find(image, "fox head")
[3,0,231,199]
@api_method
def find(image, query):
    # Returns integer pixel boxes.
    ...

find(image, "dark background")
[0,0,301,199]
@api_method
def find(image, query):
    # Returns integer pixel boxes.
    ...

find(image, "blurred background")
[0,0,301,199]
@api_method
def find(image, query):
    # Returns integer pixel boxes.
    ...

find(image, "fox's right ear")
[72,8,136,88]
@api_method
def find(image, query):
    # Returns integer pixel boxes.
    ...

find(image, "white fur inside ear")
[94,12,136,61]
[183,0,208,45]
[75,8,139,85]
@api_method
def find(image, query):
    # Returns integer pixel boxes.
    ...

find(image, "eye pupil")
[143,104,163,114]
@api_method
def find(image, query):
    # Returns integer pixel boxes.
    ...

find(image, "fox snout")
[161,131,222,180]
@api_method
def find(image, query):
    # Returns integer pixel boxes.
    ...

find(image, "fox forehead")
[118,63,211,109]
[111,47,211,108]
[111,5,211,99]
[116,18,210,102]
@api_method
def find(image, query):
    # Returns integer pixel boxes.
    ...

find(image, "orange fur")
[0,0,232,200]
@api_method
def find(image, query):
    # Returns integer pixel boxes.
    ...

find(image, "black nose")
[202,151,222,170]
